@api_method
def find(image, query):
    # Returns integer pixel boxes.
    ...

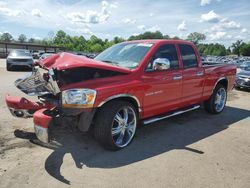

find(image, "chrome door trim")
[173,75,183,80]
[196,71,204,76]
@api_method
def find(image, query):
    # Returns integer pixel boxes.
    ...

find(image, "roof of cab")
[124,39,194,45]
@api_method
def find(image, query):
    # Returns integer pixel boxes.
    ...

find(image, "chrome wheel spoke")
[114,113,123,124]
[214,88,226,112]
[116,131,125,145]
[123,108,129,124]
[126,124,134,136]
[112,125,123,136]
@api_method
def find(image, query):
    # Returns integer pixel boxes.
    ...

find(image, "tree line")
[0,30,250,56]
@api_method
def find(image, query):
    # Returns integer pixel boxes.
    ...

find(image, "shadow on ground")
[14,106,250,185]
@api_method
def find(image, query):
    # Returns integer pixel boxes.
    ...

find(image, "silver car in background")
[6,50,33,71]
[235,61,250,90]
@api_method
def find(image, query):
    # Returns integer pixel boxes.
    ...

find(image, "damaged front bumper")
[6,67,60,143]
[5,95,54,118]
[5,95,55,143]
[33,109,53,143]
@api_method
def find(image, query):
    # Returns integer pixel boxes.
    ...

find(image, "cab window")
[179,44,198,68]
[146,44,179,71]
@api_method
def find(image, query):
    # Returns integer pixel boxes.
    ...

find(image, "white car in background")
[6,49,33,71]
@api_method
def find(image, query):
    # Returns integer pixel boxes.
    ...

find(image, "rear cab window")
[179,44,198,68]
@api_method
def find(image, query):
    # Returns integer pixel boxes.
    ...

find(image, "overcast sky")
[0,0,249,46]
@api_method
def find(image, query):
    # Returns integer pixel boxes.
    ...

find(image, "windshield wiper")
[101,60,119,66]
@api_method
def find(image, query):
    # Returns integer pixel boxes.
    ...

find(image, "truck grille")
[15,68,60,96]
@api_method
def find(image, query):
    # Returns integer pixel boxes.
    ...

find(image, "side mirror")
[153,58,170,71]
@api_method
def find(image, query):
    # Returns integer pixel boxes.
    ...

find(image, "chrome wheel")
[111,106,137,148]
[214,87,226,112]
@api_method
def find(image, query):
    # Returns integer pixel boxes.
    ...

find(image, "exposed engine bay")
[15,66,127,97]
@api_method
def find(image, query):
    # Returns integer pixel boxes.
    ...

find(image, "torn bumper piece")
[5,95,54,118]
[33,108,53,143]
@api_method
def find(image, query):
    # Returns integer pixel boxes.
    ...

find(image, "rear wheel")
[94,100,137,150]
[204,84,227,114]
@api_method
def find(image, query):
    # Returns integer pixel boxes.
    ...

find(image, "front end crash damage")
[6,68,97,143]
[15,68,60,96]
[6,53,129,144]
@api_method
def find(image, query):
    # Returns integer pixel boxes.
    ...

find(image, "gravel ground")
[0,64,249,188]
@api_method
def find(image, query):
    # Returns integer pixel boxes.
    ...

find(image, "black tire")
[94,100,138,151]
[204,84,227,114]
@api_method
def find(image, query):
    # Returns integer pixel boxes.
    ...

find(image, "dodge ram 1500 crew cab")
[5,40,236,150]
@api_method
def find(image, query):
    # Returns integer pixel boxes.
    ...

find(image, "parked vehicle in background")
[5,40,236,150]
[39,53,55,61]
[235,61,250,89]
[32,51,40,59]
[6,49,33,71]
[238,61,250,70]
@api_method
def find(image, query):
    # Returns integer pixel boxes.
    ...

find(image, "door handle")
[173,75,182,80]
[196,71,204,76]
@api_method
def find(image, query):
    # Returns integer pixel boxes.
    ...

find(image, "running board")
[143,105,200,125]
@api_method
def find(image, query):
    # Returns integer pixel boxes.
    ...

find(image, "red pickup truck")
[5,40,236,150]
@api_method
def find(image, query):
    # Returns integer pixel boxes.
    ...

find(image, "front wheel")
[204,84,227,114]
[94,100,137,150]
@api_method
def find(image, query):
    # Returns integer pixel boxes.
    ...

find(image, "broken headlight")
[62,89,96,108]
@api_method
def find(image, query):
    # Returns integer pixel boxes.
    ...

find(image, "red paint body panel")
[33,108,52,128]
[39,52,132,73]
[56,40,236,119]
[5,95,54,110]
[7,40,237,121]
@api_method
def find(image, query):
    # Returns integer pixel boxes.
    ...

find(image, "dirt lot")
[0,63,249,188]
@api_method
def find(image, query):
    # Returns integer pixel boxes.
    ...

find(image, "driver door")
[141,44,182,118]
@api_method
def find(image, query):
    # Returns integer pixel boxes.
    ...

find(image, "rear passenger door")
[178,44,204,106]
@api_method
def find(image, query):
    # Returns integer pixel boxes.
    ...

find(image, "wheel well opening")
[217,79,228,90]
[92,97,140,129]
[103,97,139,112]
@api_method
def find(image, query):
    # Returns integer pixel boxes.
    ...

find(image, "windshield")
[95,42,153,69]
[9,50,31,57]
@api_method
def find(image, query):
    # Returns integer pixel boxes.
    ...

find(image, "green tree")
[240,43,250,56]
[113,36,125,44]
[54,30,67,46]
[197,43,227,56]
[128,31,164,40]
[172,36,180,40]
[226,47,231,55]
[0,32,13,42]
[28,38,35,43]
[187,32,206,45]
[231,40,243,56]
[18,34,27,43]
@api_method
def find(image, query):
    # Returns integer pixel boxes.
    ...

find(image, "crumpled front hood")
[38,52,132,74]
